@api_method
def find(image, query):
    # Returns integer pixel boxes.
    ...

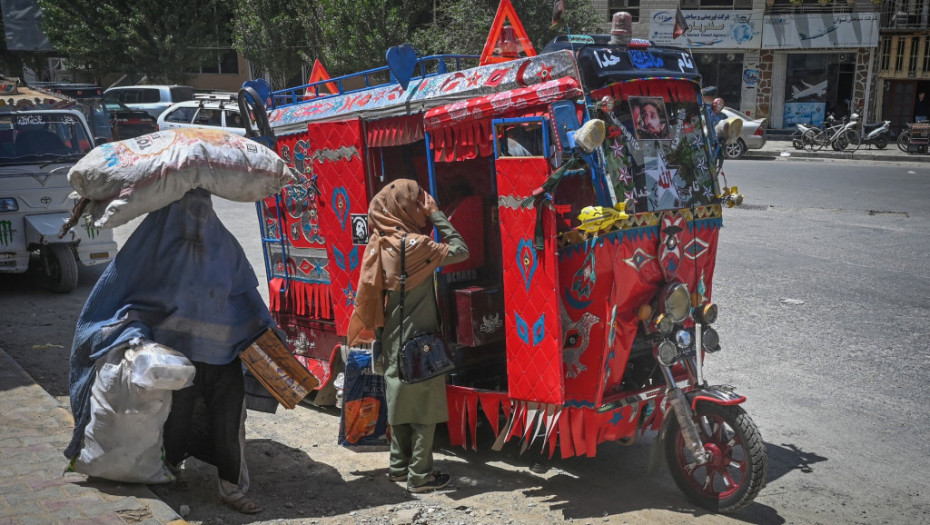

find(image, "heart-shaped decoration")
[386,44,418,90]
[331,186,350,231]
[241,78,272,108]
[516,239,537,291]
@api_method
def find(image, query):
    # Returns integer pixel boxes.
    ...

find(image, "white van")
[0,109,116,292]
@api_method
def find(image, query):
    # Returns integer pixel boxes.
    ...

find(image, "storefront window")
[783,54,855,127]
[694,53,743,109]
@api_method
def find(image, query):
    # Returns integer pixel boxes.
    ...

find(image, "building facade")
[874,0,930,133]
[601,0,882,130]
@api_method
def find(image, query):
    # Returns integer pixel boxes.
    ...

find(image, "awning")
[365,114,423,147]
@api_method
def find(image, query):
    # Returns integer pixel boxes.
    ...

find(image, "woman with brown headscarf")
[348,179,468,493]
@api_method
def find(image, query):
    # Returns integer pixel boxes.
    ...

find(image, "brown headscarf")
[347,179,450,345]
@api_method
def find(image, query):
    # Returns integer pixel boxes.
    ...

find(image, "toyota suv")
[104,85,195,119]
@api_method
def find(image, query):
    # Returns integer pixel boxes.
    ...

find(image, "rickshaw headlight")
[657,340,678,366]
[0,197,18,212]
[662,283,691,323]
[702,327,721,352]
[652,313,674,334]
[696,303,718,324]
[674,329,692,349]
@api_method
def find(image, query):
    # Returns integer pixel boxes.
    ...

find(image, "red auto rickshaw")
[239,23,765,513]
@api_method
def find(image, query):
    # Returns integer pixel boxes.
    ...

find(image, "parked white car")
[156,94,246,136]
[719,107,767,159]
[104,85,195,120]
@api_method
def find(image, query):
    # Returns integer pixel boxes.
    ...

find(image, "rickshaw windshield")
[0,112,93,164]
[593,79,716,212]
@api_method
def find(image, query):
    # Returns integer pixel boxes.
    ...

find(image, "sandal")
[407,472,451,493]
[388,473,407,482]
[221,492,265,514]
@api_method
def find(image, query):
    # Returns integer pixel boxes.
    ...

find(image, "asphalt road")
[709,158,930,524]
[1,157,928,524]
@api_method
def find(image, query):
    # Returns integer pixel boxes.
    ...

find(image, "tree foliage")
[38,0,231,83]
[36,0,603,89]
[412,0,603,57]
[300,0,434,77]
[231,0,311,90]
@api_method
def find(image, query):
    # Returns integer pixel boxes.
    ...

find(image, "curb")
[0,346,189,525]
[743,143,927,163]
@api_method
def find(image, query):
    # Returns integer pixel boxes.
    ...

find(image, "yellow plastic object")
[576,204,630,233]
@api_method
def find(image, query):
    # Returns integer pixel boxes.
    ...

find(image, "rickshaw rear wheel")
[42,244,78,294]
[665,402,766,513]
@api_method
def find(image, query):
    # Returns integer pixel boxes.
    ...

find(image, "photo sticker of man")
[630,96,670,140]
[351,214,369,245]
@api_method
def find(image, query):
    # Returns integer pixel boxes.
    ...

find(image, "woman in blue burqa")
[66,188,274,514]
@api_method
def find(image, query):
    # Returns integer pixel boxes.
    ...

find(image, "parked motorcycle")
[857,120,890,150]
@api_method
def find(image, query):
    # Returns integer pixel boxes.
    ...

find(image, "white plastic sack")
[68,128,296,228]
[70,344,190,484]
[128,340,195,391]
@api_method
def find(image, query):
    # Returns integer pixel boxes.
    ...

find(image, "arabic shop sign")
[650,10,761,49]
[762,13,879,49]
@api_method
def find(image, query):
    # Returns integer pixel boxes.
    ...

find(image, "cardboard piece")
[240,328,319,409]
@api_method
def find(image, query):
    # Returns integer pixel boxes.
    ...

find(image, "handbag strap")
[398,234,408,356]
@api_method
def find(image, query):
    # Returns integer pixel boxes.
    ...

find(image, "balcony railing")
[880,1,930,29]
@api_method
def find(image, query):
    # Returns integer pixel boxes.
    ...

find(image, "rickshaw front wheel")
[665,402,767,514]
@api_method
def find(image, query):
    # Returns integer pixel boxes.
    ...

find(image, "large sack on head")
[68,128,295,228]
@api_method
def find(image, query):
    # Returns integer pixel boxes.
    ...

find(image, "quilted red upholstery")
[495,157,563,405]
[306,120,368,336]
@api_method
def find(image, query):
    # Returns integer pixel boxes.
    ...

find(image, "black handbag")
[397,234,456,384]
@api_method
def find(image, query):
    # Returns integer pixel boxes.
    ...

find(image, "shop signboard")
[762,13,879,49]
[650,10,762,48]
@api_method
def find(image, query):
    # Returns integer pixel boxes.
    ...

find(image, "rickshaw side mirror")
[551,100,581,154]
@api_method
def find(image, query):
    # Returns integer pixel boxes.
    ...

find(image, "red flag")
[673,7,689,39]
[551,0,565,29]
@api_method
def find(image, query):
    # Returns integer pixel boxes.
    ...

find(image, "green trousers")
[389,422,435,488]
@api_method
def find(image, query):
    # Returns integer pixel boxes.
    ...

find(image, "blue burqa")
[66,189,275,459]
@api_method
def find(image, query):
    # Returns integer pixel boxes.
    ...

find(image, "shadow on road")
[150,438,412,523]
[766,442,827,481]
[432,424,787,524]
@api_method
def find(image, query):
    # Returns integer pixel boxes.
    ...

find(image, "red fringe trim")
[268,278,334,320]
[446,386,647,459]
